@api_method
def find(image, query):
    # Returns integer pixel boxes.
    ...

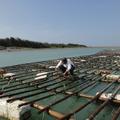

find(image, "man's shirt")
[56,59,75,72]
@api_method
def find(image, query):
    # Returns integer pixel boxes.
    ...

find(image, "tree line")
[0,37,87,49]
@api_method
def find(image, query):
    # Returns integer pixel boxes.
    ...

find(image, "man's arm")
[55,61,62,72]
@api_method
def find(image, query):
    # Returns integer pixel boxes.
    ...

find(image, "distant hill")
[0,37,87,49]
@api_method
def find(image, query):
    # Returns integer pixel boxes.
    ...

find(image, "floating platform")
[0,49,120,120]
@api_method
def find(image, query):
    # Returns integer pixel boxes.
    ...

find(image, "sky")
[0,0,120,47]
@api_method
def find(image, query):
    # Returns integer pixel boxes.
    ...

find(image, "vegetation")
[0,37,87,49]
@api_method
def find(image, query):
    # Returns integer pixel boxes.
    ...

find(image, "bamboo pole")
[111,107,120,120]
[64,92,120,104]
[101,79,120,83]
[33,103,75,120]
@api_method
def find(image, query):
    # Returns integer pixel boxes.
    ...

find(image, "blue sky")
[0,0,120,47]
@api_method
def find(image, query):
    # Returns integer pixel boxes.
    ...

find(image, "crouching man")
[55,57,75,76]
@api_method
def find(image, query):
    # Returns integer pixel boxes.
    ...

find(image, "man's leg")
[59,65,69,76]
[59,65,66,73]
[70,65,75,75]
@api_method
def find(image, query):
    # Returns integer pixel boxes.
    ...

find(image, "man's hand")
[55,68,58,72]
[63,71,67,76]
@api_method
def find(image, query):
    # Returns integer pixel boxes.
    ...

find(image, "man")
[55,57,75,76]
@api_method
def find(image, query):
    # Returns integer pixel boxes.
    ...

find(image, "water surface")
[1,47,120,67]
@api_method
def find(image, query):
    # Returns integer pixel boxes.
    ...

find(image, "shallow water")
[0,47,120,68]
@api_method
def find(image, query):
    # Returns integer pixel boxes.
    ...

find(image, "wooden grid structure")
[0,50,120,120]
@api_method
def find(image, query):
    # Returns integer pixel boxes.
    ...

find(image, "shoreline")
[0,47,88,52]
[0,46,120,52]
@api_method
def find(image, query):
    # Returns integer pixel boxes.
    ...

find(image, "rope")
[63,84,66,93]
[42,111,45,120]
[2,77,13,90]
